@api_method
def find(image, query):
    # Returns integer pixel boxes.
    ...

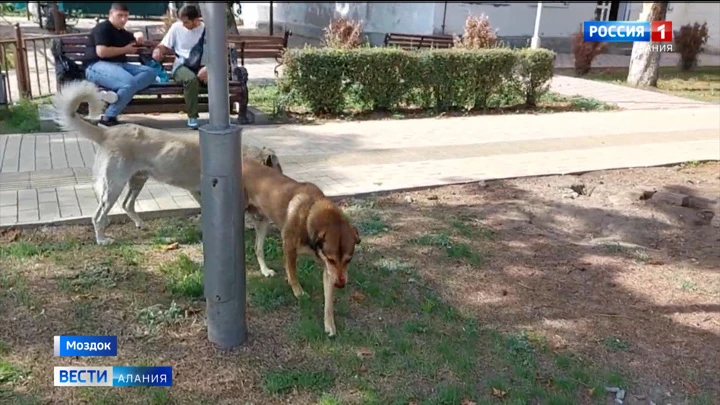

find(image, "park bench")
[51,34,251,123]
[144,25,292,76]
[227,31,292,76]
[383,32,455,50]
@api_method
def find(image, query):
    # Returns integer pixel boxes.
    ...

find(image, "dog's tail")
[51,80,109,145]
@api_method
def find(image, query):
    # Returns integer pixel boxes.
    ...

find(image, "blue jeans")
[85,61,158,119]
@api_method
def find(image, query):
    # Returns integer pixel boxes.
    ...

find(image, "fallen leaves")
[162,242,179,251]
[71,294,98,301]
[461,399,478,405]
[351,291,366,302]
[356,347,374,358]
[491,388,507,399]
[0,227,20,243]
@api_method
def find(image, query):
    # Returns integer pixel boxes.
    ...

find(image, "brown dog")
[242,159,360,336]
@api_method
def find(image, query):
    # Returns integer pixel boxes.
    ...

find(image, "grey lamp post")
[531,2,543,49]
[199,2,247,349]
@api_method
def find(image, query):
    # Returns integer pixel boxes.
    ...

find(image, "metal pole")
[441,1,448,35]
[269,1,274,36]
[199,2,247,349]
[531,2,543,49]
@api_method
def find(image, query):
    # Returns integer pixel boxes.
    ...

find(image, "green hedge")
[278,47,556,114]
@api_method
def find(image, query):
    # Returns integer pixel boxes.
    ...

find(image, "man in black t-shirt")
[84,3,157,127]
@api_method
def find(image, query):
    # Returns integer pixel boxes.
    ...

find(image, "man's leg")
[84,61,135,124]
[110,63,157,119]
[172,66,200,129]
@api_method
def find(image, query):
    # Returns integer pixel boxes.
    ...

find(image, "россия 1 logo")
[583,20,673,43]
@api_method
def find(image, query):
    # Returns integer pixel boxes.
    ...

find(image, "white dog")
[51,80,281,245]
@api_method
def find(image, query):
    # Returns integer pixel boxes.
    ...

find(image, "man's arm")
[94,24,135,59]
[153,24,176,61]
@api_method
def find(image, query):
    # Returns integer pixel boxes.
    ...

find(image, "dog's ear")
[351,226,361,245]
[310,228,326,252]
[265,154,281,170]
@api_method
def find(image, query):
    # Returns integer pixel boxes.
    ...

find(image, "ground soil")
[1,161,718,404]
[377,161,720,402]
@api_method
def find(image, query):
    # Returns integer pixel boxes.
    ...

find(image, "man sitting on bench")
[152,4,207,130]
[83,2,158,127]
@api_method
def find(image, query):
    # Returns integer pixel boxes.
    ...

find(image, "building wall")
[240,2,433,45]
[433,2,597,37]
[240,2,719,54]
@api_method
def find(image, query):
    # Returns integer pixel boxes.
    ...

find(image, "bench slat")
[386,33,455,41]
[384,32,455,50]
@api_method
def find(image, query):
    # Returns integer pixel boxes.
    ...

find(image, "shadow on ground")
[0,162,718,404]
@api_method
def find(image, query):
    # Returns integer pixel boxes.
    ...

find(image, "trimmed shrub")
[674,22,709,71]
[513,48,555,107]
[571,27,607,75]
[280,46,555,114]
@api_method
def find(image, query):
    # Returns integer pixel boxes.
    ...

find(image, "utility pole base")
[199,124,246,349]
[207,298,247,348]
[531,36,541,49]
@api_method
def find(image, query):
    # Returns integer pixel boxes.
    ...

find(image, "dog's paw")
[260,267,276,277]
[96,237,114,246]
[324,324,337,337]
[292,287,306,298]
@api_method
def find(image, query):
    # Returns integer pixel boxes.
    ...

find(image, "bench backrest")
[227,31,291,63]
[384,33,455,50]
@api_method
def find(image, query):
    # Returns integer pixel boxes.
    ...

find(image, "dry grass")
[555,66,720,103]
[1,163,719,404]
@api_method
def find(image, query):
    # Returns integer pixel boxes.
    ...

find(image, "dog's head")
[308,204,361,289]
[246,145,283,173]
[263,149,282,173]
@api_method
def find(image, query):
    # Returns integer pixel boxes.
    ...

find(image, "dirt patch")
[1,162,718,404]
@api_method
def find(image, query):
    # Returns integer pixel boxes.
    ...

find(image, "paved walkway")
[1,106,718,228]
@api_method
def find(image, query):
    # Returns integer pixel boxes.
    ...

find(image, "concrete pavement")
[1,106,718,228]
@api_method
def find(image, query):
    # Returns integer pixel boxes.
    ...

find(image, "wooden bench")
[383,32,455,50]
[51,35,251,124]
[227,31,292,76]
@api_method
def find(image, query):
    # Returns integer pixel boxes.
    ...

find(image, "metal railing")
[0,38,17,103]
[1,23,85,103]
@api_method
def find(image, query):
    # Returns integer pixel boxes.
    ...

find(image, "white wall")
[364,3,435,35]
[435,2,597,37]
[626,2,720,53]
[241,2,434,37]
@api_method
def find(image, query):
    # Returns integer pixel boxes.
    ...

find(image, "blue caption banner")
[54,366,173,387]
[54,335,117,357]
[583,21,651,43]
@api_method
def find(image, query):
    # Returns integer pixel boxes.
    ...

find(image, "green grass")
[555,66,720,103]
[152,216,202,245]
[263,368,336,395]
[0,97,41,134]
[603,336,630,352]
[0,206,660,404]
[158,253,204,298]
[410,231,485,266]
[241,210,622,404]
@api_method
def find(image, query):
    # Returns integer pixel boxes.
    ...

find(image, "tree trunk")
[626,2,668,87]
[226,2,239,35]
[197,2,239,34]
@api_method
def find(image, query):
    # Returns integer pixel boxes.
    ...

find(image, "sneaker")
[100,90,118,104]
[98,116,120,128]
[187,118,199,129]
